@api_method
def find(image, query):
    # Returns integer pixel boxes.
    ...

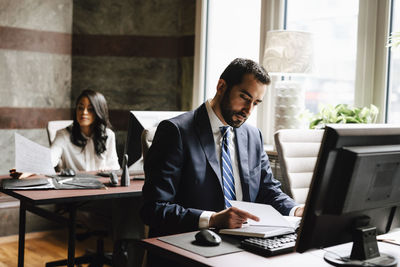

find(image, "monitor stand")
[324,226,397,267]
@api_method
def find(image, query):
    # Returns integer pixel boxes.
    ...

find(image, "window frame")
[354,0,391,123]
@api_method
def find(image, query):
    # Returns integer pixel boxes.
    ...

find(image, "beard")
[220,89,248,128]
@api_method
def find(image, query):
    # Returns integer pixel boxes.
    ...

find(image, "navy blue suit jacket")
[140,103,297,237]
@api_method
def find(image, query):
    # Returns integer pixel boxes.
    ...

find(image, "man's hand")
[294,206,304,217]
[209,206,260,229]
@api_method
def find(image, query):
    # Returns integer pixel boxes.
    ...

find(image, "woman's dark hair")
[69,89,112,156]
[220,58,271,90]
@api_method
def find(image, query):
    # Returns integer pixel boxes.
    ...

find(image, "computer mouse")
[60,168,76,177]
[195,229,221,246]
[109,172,119,186]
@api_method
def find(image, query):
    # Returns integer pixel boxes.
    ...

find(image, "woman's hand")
[9,169,34,179]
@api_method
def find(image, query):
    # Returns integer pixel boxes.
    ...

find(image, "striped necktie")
[220,126,236,208]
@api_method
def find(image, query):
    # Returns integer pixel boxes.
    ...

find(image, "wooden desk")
[0,175,144,267]
[141,232,400,267]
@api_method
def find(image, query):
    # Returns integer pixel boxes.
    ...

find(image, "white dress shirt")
[51,127,120,171]
[199,100,299,228]
[206,100,243,201]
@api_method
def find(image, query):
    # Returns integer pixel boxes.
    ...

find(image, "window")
[194,0,261,126]
[204,0,261,99]
[194,0,392,145]
[285,0,359,114]
[387,0,400,123]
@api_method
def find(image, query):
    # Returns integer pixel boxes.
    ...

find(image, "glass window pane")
[204,0,261,126]
[285,0,359,114]
[387,0,400,123]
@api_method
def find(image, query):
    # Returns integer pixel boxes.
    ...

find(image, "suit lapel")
[194,104,223,187]
[235,126,250,201]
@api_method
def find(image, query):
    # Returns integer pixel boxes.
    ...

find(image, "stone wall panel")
[73,0,194,36]
[71,56,181,110]
[0,51,71,108]
[0,0,72,33]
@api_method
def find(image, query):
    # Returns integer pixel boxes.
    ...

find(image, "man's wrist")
[289,205,304,216]
[294,206,304,217]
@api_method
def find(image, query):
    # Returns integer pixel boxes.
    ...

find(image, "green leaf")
[308,103,379,128]
[345,117,359,123]
[336,104,354,116]
[309,118,323,129]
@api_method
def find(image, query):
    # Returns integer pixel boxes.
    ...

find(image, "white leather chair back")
[47,120,73,145]
[274,129,324,204]
[141,127,157,161]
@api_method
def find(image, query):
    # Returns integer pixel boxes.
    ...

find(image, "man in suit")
[141,58,303,238]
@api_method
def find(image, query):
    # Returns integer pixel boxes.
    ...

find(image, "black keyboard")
[241,233,297,257]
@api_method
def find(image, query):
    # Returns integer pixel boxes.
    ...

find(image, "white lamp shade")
[263,30,313,74]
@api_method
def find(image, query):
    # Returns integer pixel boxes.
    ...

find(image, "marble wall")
[0,0,72,32]
[0,0,73,173]
[71,0,195,159]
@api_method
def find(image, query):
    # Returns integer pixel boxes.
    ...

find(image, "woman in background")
[51,89,145,267]
[51,89,120,171]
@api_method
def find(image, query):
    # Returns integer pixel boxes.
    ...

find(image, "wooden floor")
[0,230,113,267]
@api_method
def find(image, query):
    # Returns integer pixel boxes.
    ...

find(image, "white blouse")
[51,127,120,171]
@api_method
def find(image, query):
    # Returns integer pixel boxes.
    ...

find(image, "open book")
[219,200,301,238]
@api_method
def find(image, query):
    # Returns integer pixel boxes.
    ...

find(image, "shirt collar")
[205,99,226,135]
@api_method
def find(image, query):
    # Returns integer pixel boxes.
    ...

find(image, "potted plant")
[309,104,379,129]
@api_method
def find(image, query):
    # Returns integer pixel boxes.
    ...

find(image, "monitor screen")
[124,111,184,167]
[296,124,400,265]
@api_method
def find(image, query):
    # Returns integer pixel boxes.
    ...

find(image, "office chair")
[140,127,157,161]
[137,127,158,267]
[46,233,112,267]
[46,120,73,145]
[274,129,323,204]
[46,203,113,267]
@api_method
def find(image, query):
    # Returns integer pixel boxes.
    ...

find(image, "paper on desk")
[377,229,400,246]
[229,200,293,228]
[15,133,56,175]
[283,215,302,229]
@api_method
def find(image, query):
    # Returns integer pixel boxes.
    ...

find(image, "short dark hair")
[220,58,270,90]
[70,89,112,156]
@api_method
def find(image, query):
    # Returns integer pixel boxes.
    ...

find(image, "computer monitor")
[123,110,184,167]
[296,124,400,266]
